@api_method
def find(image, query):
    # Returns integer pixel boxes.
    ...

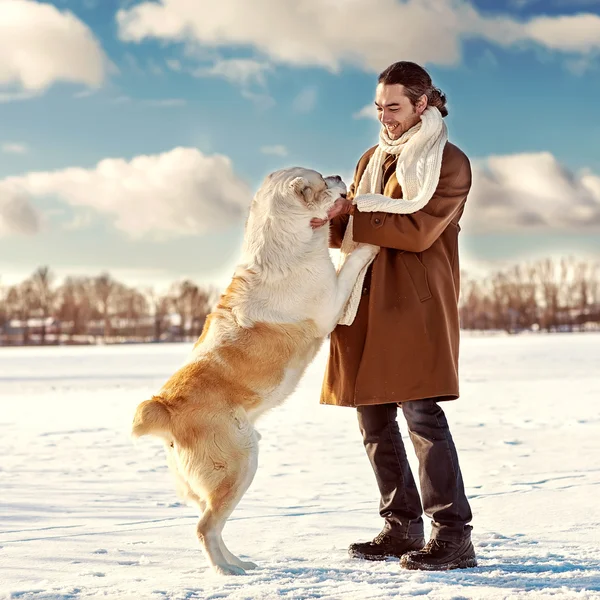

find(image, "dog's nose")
[340,193,347,199]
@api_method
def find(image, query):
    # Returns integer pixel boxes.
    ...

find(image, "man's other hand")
[327,198,354,220]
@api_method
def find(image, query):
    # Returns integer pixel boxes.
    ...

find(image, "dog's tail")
[132,396,172,439]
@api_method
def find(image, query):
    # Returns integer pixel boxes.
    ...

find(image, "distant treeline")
[1,257,599,346]
[0,268,218,346]
[459,257,599,333]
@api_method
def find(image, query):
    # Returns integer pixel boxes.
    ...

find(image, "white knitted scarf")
[337,106,448,325]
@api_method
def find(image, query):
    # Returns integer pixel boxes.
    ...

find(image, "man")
[311,61,476,571]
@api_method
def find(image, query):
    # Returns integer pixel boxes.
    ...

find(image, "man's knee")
[401,398,448,432]
[357,404,398,442]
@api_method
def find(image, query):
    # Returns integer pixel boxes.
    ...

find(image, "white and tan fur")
[132,167,378,575]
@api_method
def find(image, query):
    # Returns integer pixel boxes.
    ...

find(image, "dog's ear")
[289,176,315,206]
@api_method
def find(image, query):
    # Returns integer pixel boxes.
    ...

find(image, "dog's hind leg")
[166,444,207,512]
[217,441,259,571]
[193,428,259,575]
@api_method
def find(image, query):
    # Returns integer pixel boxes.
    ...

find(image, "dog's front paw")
[354,243,380,263]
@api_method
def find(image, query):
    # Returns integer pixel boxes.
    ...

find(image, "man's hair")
[378,61,448,117]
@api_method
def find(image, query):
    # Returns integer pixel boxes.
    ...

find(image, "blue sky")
[1,0,599,289]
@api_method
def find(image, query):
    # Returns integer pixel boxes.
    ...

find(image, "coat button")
[374,218,381,224]
[362,287,369,295]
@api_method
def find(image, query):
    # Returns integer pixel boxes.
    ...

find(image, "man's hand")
[328,197,354,220]
[310,217,328,229]
[310,197,354,230]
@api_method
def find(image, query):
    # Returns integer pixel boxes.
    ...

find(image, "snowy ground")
[0,333,599,600]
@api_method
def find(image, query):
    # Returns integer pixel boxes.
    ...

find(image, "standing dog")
[132,167,378,574]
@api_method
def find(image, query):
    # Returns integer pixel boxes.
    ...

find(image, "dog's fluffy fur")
[132,167,378,575]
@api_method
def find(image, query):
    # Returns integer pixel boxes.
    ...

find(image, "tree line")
[1,257,598,345]
[459,257,599,333]
[0,267,218,345]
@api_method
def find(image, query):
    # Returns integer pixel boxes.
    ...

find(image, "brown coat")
[320,141,472,407]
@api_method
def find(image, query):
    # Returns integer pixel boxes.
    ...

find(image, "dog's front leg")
[322,243,379,332]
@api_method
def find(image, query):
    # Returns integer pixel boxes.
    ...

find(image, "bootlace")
[373,532,390,544]
[423,538,449,552]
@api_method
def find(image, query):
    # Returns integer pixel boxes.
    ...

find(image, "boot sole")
[401,556,478,571]
[348,549,400,561]
[349,545,425,561]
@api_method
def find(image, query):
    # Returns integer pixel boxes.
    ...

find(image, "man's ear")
[416,93,428,115]
[289,176,314,205]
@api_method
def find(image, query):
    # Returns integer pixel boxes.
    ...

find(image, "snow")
[1,333,599,599]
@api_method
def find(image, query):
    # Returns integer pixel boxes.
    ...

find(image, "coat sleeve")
[329,214,350,249]
[328,159,360,249]
[351,154,472,252]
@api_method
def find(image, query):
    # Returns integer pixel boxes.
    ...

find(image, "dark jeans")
[357,399,473,542]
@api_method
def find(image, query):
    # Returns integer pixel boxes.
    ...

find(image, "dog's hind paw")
[213,563,246,576]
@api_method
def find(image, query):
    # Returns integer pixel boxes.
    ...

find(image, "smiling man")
[312,61,477,571]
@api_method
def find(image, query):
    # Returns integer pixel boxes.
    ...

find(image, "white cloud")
[466,152,600,233]
[260,145,288,157]
[0,183,40,236]
[0,90,37,103]
[0,147,252,239]
[2,143,28,155]
[3,147,598,240]
[292,86,317,113]
[195,58,272,87]
[116,0,600,73]
[241,89,276,109]
[194,58,275,107]
[525,14,600,53]
[0,0,107,94]
[74,88,97,99]
[353,104,378,121]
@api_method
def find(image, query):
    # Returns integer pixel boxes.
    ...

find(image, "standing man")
[311,62,476,571]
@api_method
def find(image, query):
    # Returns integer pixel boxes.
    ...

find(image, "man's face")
[375,83,425,140]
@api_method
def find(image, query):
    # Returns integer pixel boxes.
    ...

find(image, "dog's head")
[257,167,347,220]
[242,167,347,268]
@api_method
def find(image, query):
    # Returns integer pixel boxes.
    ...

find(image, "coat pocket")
[401,253,432,302]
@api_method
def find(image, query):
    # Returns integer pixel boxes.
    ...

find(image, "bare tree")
[145,288,172,342]
[5,281,36,344]
[92,273,115,340]
[170,280,197,341]
[29,266,55,344]
[56,277,94,341]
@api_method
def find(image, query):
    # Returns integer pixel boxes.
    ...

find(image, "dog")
[132,167,378,575]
